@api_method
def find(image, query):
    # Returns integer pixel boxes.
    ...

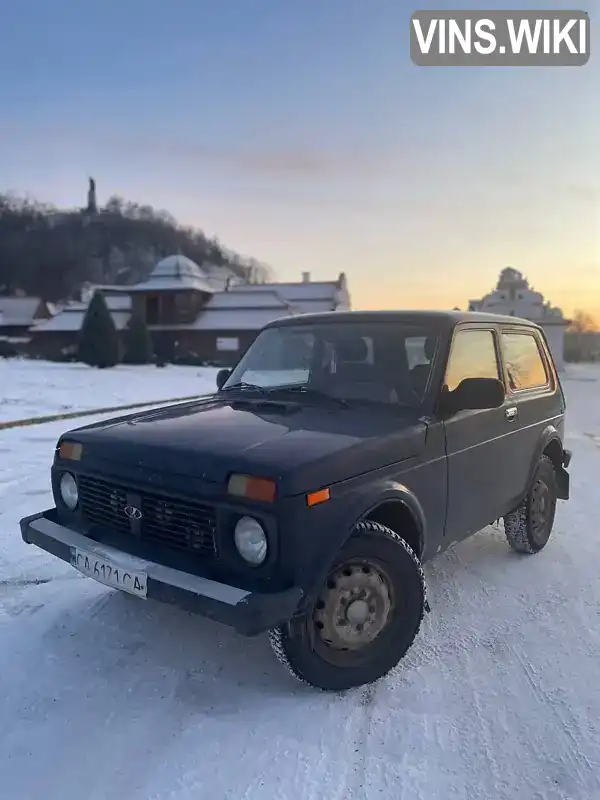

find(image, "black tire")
[503,455,557,554]
[268,521,426,691]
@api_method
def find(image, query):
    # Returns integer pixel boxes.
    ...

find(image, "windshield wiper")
[220,382,269,394]
[265,385,350,409]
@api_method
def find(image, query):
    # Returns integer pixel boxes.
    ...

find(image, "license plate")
[71,548,147,598]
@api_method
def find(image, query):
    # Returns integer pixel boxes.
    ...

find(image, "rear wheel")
[268,521,426,691]
[504,455,557,554]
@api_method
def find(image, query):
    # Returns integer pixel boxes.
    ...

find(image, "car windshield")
[222,321,439,406]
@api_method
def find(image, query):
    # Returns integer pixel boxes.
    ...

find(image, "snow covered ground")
[1,360,600,800]
[0,359,219,423]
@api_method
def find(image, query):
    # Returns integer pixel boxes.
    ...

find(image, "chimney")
[302,271,311,283]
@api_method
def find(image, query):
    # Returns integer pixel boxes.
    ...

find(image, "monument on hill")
[86,177,97,215]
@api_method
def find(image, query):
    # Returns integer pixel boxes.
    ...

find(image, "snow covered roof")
[282,299,341,313]
[104,294,132,310]
[187,307,296,331]
[0,297,44,327]
[240,275,349,313]
[64,294,132,313]
[243,281,339,302]
[206,289,291,310]
[128,255,215,294]
[32,308,131,333]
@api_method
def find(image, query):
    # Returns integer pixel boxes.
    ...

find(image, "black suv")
[20,311,571,691]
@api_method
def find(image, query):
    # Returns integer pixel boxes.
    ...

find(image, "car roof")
[266,309,541,330]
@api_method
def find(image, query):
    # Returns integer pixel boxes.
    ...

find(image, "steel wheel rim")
[530,479,552,543]
[309,558,395,666]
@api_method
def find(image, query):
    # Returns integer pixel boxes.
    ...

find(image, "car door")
[442,325,523,542]
[497,326,563,499]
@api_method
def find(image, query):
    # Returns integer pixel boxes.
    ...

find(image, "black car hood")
[68,396,428,496]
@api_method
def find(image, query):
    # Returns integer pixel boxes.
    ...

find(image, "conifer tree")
[123,310,153,364]
[78,291,121,368]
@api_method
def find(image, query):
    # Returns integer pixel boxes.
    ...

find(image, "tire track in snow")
[509,644,600,779]
[345,682,379,799]
[458,629,510,796]
[441,540,600,797]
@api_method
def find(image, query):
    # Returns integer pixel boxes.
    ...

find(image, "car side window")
[405,336,428,369]
[445,329,500,392]
[501,331,549,391]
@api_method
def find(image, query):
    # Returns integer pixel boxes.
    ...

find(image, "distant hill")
[0,186,271,302]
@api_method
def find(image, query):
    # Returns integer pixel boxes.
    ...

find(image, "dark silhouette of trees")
[78,291,121,368]
[565,309,600,363]
[0,190,272,302]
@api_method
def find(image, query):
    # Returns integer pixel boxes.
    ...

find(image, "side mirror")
[442,377,505,415]
[216,369,231,391]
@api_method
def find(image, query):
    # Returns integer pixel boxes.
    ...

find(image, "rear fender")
[528,426,570,500]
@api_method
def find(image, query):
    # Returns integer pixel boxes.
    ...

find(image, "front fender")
[303,481,427,605]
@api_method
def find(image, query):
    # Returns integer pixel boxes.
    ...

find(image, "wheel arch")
[528,425,563,483]
[541,436,563,471]
[352,482,427,560]
[524,425,569,501]
[299,482,428,614]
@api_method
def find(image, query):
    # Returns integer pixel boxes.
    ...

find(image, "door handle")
[505,406,518,422]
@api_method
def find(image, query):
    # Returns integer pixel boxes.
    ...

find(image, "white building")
[468,267,570,371]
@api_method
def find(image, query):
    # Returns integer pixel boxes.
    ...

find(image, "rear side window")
[445,329,500,392]
[501,332,549,391]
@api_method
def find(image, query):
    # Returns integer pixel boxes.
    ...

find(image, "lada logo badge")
[124,505,143,520]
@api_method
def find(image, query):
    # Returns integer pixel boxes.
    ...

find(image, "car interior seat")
[332,338,394,403]
[410,336,436,397]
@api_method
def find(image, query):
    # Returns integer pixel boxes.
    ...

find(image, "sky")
[0,0,598,319]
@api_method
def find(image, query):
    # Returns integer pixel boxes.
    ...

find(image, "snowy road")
[1,364,600,799]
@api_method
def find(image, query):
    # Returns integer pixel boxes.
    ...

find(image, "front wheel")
[268,521,426,691]
[504,455,557,554]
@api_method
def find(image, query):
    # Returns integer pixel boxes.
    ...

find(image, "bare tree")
[569,309,598,333]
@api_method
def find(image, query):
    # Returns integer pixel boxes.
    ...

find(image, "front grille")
[77,475,217,557]
[78,475,130,534]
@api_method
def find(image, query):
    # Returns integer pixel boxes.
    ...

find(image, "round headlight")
[59,472,79,510]
[233,516,267,566]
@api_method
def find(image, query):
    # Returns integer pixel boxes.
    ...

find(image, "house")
[29,256,350,363]
[468,267,570,371]
[30,294,132,360]
[149,287,298,366]
[0,296,55,352]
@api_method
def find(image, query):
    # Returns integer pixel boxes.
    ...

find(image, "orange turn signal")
[228,474,277,503]
[59,441,83,461]
[306,487,330,507]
